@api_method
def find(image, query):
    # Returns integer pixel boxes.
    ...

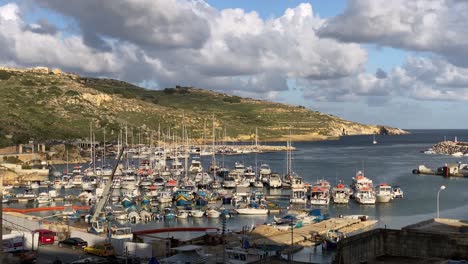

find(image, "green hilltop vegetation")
[0,67,406,148]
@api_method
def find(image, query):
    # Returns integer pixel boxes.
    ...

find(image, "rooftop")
[403,218,468,234]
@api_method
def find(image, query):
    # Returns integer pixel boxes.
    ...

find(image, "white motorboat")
[259,164,272,176]
[190,210,205,218]
[189,158,203,173]
[376,183,393,203]
[252,181,264,188]
[128,211,141,223]
[355,187,376,205]
[177,210,189,219]
[29,182,40,189]
[236,179,251,188]
[223,176,237,188]
[36,192,51,204]
[236,207,269,215]
[206,208,221,218]
[267,173,282,188]
[392,186,404,198]
[62,203,77,218]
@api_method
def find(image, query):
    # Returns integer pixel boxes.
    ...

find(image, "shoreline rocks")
[431,141,468,155]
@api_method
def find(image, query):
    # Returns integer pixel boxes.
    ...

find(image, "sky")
[0,0,467,129]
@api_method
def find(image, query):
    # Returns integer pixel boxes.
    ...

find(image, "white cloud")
[17,1,367,99]
[300,56,468,104]
[319,0,468,67]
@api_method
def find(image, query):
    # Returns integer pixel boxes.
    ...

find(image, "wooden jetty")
[251,217,377,246]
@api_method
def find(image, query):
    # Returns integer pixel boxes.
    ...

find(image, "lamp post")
[437,185,446,218]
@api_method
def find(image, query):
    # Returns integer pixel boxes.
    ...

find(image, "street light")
[437,185,446,218]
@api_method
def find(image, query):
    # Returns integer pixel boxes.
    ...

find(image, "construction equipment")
[89,146,125,234]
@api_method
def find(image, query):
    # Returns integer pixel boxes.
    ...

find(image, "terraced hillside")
[0,67,406,147]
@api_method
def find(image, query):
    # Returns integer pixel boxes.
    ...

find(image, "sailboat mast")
[212,114,216,177]
[103,127,106,166]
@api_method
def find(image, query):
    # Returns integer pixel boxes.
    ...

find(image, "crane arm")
[90,145,125,224]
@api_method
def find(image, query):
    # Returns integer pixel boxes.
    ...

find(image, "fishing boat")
[164,208,176,219]
[310,186,330,205]
[174,189,193,206]
[290,188,307,204]
[121,196,135,208]
[372,135,377,145]
[157,191,173,203]
[321,230,346,250]
[351,171,373,192]
[376,183,393,203]
[332,182,351,204]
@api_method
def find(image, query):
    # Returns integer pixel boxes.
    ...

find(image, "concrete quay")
[251,217,377,246]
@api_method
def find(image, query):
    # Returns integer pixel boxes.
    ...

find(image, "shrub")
[21,79,36,86]
[47,86,62,96]
[223,96,241,103]
[65,90,80,97]
[0,71,12,80]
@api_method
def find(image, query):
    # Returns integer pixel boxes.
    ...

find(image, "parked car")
[34,229,55,245]
[83,243,115,257]
[58,237,88,250]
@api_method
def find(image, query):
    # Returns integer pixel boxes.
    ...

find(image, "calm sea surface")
[8,129,468,262]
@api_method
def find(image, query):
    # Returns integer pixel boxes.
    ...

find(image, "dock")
[251,217,377,246]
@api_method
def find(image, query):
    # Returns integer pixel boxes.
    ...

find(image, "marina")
[3,129,468,263]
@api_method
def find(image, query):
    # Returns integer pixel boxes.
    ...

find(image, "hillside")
[0,67,406,147]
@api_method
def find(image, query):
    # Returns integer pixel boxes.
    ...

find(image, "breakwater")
[430,141,468,155]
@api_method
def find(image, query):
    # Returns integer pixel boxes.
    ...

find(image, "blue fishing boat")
[164,207,176,219]
[195,190,208,206]
[174,189,192,206]
[141,195,150,206]
[121,196,135,209]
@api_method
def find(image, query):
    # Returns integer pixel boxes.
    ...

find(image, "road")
[35,244,108,264]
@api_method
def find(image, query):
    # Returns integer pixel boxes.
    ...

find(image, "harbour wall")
[333,228,468,264]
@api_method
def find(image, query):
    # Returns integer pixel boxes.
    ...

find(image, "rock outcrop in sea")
[431,141,468,155]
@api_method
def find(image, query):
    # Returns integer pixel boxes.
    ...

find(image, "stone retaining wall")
[334,228,468,264]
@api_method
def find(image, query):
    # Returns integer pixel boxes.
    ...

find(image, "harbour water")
[6,129,468,262]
